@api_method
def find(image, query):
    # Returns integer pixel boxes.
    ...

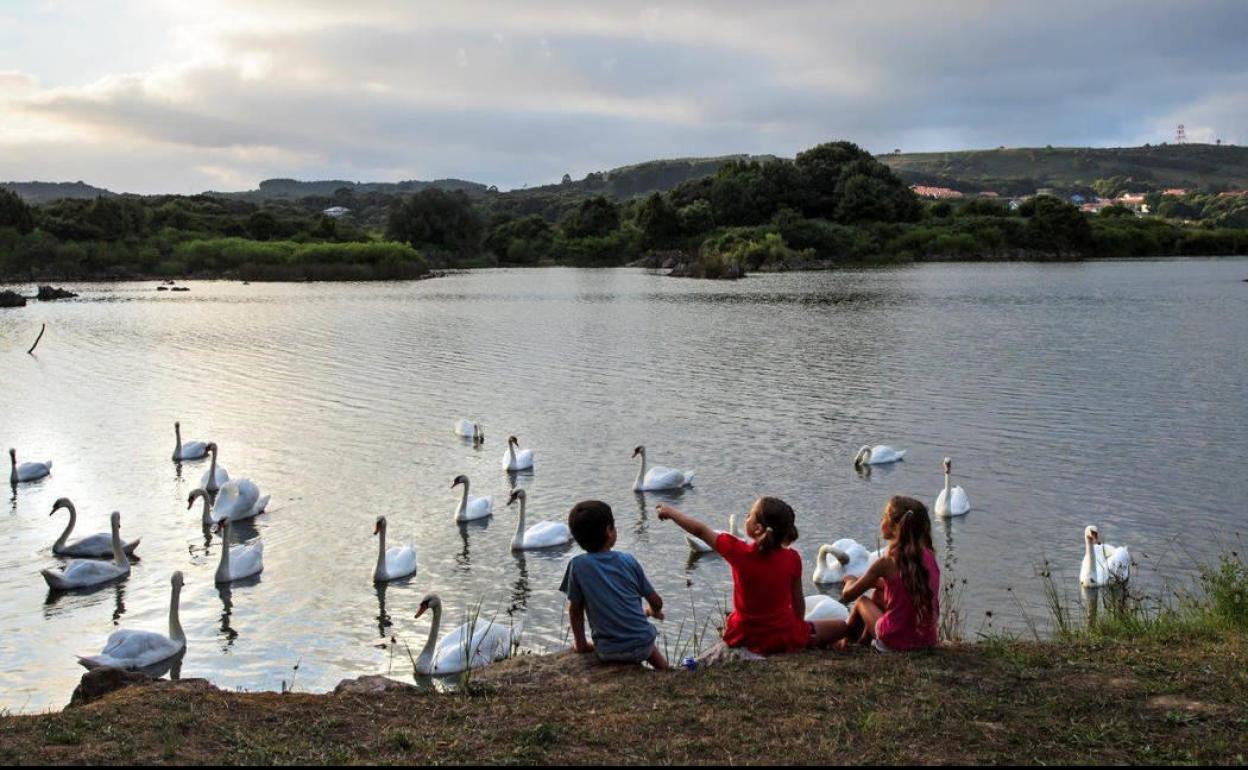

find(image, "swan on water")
[811,539,878,584]
[79,571,186,670]
[686,514,741,553]
[212,516,264,584]
[373,515,418,582]
[455,420,485,446]
[452,474,493,522]
[1079,525,1131,588]
[507,489,572,550]
[9,448,51,484]
[198,443,229,492]
[41,511,131,590]
[209,479,269,522]
[502,435,534,472]
[412,594,521,675]
[853,445,906,468]
[632,445,694,492]
[804,594,850,622]
[934,457,970,517]
[171,422,208,462]
[50,498,140,558]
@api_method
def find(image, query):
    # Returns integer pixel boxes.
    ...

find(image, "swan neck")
[54,503,76,549]
[507,442,516,466]
[217,521,231,580]
[944,468,952,500]
[512,496,527,549]
[458,481,469,515]
[375,525,388,578]
[111,517,128,567]
[417,602,441,673]
[174,424,182,456]
[169,582,185,643]
[728,514,738,538]
[634,452,646,489]
[200,494,212,526]
[207,448,218,488]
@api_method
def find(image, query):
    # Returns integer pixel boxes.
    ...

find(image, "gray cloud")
[2,0,1245,193]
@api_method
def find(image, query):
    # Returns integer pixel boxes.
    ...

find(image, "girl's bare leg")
[810,619,848,648]
[853,596,884,644]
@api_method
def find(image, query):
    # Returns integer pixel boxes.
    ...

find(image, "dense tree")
[0,189,35,234]
[636,192,681,247]
[385,189,483,256]
[1018,195,1091,253]
[561,196,619,238]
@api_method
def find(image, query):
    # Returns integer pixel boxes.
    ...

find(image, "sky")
[1,0,1246,194]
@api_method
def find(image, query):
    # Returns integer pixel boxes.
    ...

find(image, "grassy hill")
[1,181,114,204]
[880,143,1248,195]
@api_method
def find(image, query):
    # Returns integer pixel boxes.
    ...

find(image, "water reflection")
[216,584,240,650]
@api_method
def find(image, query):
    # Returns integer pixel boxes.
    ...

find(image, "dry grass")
[2,632,1246,765]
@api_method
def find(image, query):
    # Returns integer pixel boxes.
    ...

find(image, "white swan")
[804,594,850,622]
[686,514,741,553]
[452,474,493,522]
[502,435,534,472]
[50,498,140,558]
[811,539,878,585]
[79,571,186,670]
[853,445,906,467]
[9,448,51,484]
[455,420,485,446]
[632,445,695,492]
[41,511,131,590]
[373,515,418,582]
[412,594,521,675]
[934,456,970,517]
[507,489,572,550]
[1079,525,1131,587]
[198,442,229,492]
[209,479,269,522]
[171,421,208,462]
[212,516,264,583]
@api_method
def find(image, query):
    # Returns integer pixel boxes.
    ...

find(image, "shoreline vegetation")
[3,141,1247,284]
[1,552,1245,764]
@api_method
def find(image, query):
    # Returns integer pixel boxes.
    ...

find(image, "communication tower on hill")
[1175,124,1187,144]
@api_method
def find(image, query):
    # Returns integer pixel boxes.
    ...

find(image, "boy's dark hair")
[568,500,614,552]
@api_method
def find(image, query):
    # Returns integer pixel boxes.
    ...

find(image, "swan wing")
[523,522,571,548]
[384,546,418,578]
[804,595,849,622]
[82,629,181,670]
[59,532,114,557]
[200,465,230,488]
[45,559,128,588]
[178,441,208,460]
[454,420,476,437]
[642,466,691,490]
[1104,545,1131,583]
[16,461,52,481]
[229,541,265,579]
[466,495,493,519]
[950,486,970,515]
[686,534,713,553]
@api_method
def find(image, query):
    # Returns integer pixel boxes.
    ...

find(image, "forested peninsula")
[2,141,1247,283]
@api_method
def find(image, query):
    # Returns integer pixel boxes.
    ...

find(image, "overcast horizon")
[3,1,1246,195]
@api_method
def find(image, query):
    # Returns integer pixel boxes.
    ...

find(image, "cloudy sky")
[2,0,1245,194]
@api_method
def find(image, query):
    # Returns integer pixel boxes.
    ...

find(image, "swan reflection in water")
[510,551,531,610]
[374,582,392,639]
[216,584,241,651]
[454,517,491,572]
[43,578,129,625]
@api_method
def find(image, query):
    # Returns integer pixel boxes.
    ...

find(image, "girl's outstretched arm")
[655,504,717,548]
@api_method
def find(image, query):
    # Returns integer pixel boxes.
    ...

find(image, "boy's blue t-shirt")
[558,550,657,655]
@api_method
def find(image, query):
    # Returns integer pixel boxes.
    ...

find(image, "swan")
[686,514,741,553]
[452,474,493,522]
[1079,525,1131,587]
[198,442,229,492]
[853,445,906,468]
[502,435,534,472]
[804,594,850,622]
[507,489,572,550]
[811,539,878,585]
[632,445,695,492]
[9,448,51,484]
[171,421,208,462]
[79,571,186,670]
[50,498,140,558]
[373,515,418,582]
[209,479,269,522]
[41,511,131,590]
[212,516,264,583]
[455,420,485,446]
[934,457,970,517]
[412,594,521,675]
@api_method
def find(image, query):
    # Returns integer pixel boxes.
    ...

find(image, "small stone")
[332,675,419,695]
[69,667,154,707]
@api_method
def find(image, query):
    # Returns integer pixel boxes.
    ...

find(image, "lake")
[2,259,1246,710]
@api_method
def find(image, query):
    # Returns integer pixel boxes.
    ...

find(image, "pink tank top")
[875,548,940,651]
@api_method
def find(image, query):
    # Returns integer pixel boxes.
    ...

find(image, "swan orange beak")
[414,606,428,620]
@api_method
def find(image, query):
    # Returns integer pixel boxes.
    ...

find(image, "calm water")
[2,260,1246,709]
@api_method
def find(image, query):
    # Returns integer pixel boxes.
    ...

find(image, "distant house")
[322,206,352,218]
[909,185,964,199]
[1162,188,1188,197]
[1115,193,1146,210]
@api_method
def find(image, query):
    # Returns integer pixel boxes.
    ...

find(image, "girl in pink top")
[839,496,940,651]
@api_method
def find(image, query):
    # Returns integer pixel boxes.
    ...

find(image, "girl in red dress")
[658,497,846,654]
[839,496,940,651]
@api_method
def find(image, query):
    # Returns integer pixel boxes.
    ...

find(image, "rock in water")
[36,285,78,300]
[0,290,26,308]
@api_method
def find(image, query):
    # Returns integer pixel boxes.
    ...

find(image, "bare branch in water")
[27,323,45,355]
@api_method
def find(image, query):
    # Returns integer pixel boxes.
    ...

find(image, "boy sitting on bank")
[558,500,669,670]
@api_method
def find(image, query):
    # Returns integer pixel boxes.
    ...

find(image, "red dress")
[875,547,941,651]
[716,533,809,655]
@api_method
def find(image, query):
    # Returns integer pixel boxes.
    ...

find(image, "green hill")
[1,181,115,204]
[879,143,1248,196]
